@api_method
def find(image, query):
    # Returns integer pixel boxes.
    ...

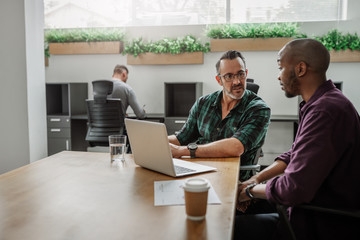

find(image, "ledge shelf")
[210,38,294,52]
[330,49,360,62]
[49,41,123,55]
[127,52,204,65]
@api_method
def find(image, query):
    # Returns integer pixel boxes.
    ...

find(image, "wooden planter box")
[49,41,123,55]
[330,49,360,62]
[127,52,204,65]
[210,38,293,52]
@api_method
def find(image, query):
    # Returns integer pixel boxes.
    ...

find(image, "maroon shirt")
[266,80,360,239]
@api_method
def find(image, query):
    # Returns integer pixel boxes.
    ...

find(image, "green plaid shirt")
[176,90,271,181]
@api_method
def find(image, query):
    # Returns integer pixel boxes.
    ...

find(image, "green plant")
[315,29,360,51]
[44,28,125,43]
[123,35,210,57]
[205,23,301,39]
[44,41,50,58]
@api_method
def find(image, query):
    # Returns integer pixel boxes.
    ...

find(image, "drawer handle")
[174,120,186,124]
[50,118,61,122]
[51,129,61,132]
[66,140,69,150]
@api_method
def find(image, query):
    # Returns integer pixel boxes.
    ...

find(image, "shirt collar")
[299,79,335,113]
[211,89,250,113]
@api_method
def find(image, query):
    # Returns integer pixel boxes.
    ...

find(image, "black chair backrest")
[86,80,125,147]
[246,82,260,94]
[92,80,114,103]
[276,204,360,240]
[242,79,262,176]
[86,99,125,146]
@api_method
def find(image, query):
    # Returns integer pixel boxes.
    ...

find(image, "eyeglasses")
[218,71,247,82]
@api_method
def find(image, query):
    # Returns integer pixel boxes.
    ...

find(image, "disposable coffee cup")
[183,177,210,221]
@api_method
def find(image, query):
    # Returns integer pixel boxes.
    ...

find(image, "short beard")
[223,83,245,100]
[284,70,300,98]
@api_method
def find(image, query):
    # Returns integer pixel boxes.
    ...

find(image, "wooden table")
[0,151,240,240]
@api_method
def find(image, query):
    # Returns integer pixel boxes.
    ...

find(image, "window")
[230,0,347,23]
[44,0,347,29]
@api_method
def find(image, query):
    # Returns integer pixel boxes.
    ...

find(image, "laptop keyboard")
[174,165,196,174]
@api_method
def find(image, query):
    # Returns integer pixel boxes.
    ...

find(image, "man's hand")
[237,182,252,203]
[239,176,260,191]
[236,182,253,213]
[169,143,188,158]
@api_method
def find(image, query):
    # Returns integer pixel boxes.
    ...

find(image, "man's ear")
[297,62,307,77]
[216,75,222,85]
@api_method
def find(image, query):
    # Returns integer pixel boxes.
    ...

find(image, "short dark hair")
[113,64,129,75]
[215,50,246,75]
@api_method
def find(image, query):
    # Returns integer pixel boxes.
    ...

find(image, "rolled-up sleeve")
[266,111,337,206]
[176,100,200,145]
[234,105,270,152]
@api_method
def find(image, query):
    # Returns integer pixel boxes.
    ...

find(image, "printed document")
[154,179,221,206]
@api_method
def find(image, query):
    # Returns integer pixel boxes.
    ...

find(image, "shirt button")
[217,128,220,132]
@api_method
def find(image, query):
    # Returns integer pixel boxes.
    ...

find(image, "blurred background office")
[1,0,359,174]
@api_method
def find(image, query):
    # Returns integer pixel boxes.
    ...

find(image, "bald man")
[234,39,360,239]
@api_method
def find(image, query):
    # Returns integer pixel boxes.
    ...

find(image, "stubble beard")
[284,70,300,98]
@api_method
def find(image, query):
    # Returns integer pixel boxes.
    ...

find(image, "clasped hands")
[236,176,259,212]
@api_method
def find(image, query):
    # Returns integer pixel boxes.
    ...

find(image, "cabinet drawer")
[48,138,71,155]
[164,117,187,135]
[47,116,70,128]
[48,127,71,138]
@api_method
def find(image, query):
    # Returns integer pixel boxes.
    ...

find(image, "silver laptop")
[125,118,216,177]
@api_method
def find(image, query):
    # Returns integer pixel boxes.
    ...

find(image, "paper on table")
[154,179,222,206]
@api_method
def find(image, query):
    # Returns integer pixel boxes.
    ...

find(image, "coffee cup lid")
[183,177,210,192]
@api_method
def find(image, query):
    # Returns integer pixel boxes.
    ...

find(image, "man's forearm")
[196,138,243,157]
[253,159,287,183]
[168,135,180,145]
[169,137,243,158]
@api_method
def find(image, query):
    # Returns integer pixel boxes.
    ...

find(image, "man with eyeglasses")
[168,50,271,182]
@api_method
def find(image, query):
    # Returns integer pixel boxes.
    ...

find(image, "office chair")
[276,204,360,240]
[240,79,262,175]
[246,78,260,94]
[85,80,125,147]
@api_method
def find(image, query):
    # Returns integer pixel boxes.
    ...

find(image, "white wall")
[25,0,48,163]
[0,0,47,174]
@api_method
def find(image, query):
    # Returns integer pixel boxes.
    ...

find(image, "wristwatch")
[187,143,198,158]
[245,183,257,199]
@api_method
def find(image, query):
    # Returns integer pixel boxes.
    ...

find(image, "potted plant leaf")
[44,41,49,66]
[315,29,360,62]
[206,23,300,52]
[123,35,210,65]
[45,28,125,55]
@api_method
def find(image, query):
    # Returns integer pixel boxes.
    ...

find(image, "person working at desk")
[168,50,271,182]
[234,39,360,240]
[110,64,146,119]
